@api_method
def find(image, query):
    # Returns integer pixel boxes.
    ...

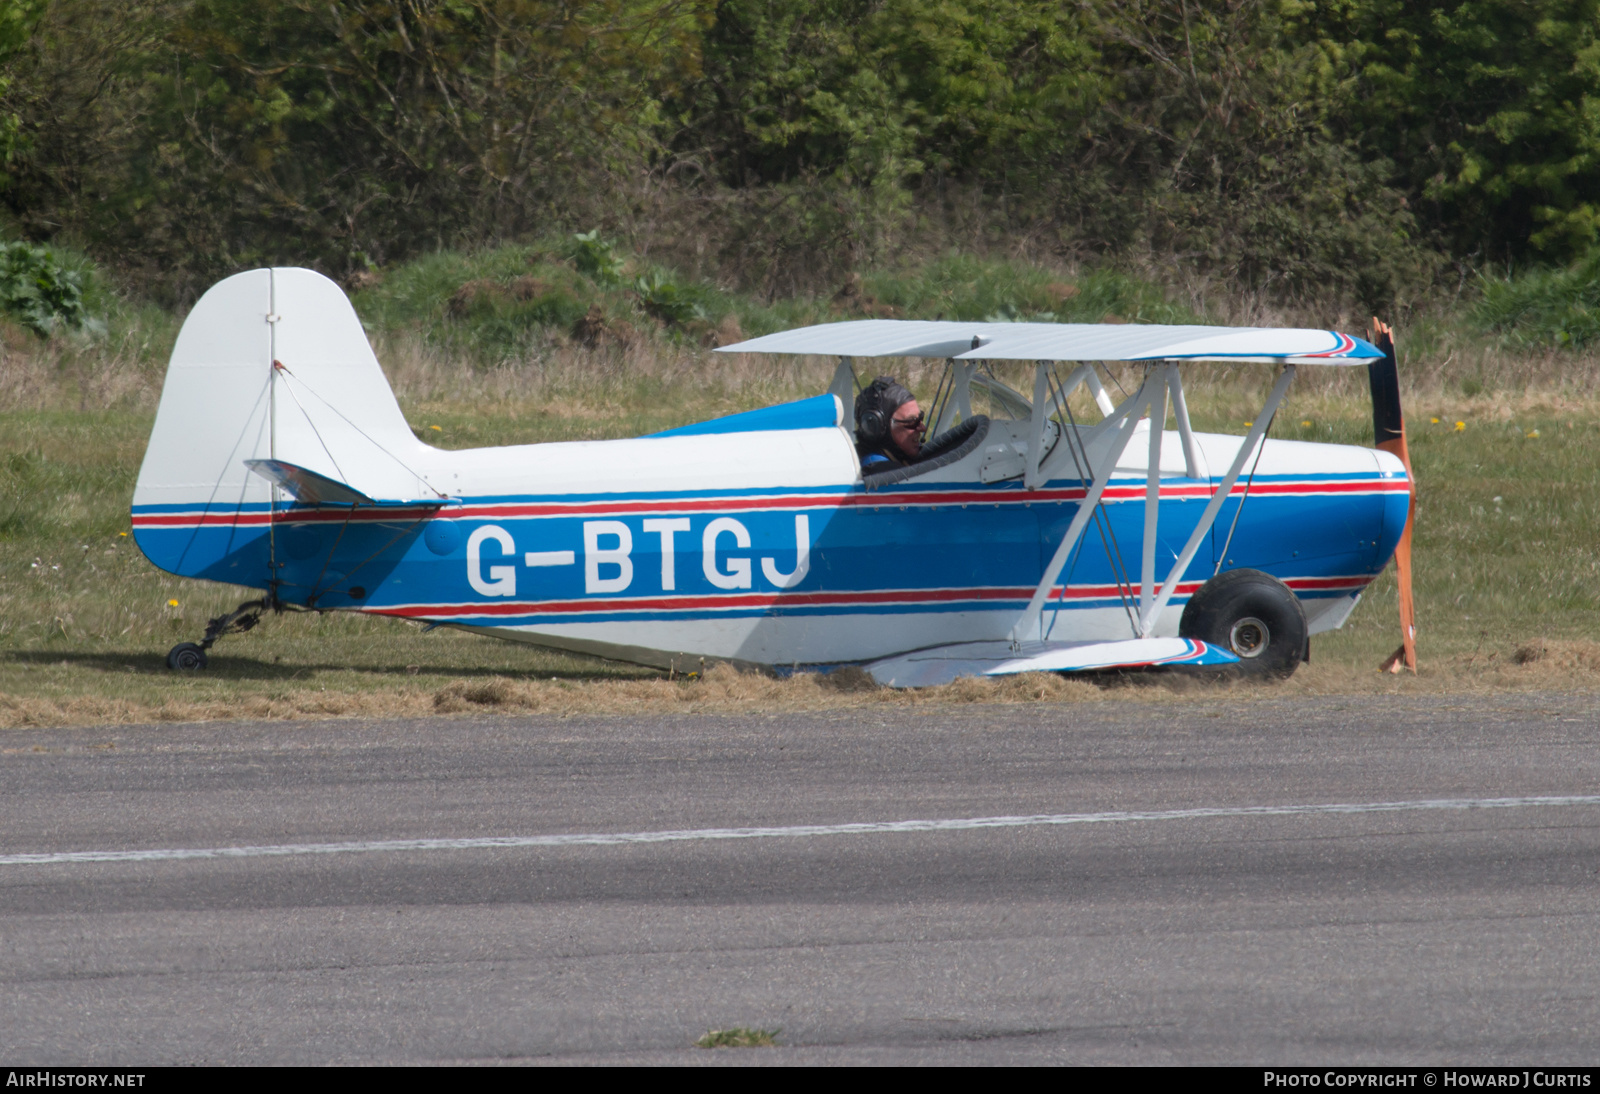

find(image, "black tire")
[166,642,208,671]
[1179,568,1307,680]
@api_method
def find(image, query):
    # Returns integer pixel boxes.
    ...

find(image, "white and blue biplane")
[132,268,1412,684]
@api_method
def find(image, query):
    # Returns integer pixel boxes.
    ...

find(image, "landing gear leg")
[166,596,274,671]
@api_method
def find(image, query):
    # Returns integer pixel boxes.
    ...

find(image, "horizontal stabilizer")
[865,638,1238,687]
[244,458,397,507]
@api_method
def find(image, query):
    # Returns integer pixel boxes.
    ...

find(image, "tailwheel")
[164,597,272,671]
[166,642,208,671]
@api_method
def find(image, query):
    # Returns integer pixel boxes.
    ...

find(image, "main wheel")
[166,642,208,671]
[1179,568,1307,680]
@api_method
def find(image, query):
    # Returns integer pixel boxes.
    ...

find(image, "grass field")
[4,246,1600,727]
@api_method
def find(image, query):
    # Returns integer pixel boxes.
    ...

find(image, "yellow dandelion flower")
[167,599,179,607]
[1430,417,1440,425]
[1300,420,1312,427]
[430,425,442,431]
[1454,421,1466,432]
[1243,421,1253,427]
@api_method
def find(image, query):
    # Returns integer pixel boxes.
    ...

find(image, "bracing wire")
[925,361,955,435]
[327,510,441,596]
[272,363,449,499]
[1061,366,1141,631]
[1214,398,1281,576]
[173,376,272,574]
[267,361,452,604]
[306,508,357,605]
[1104,362,1130,399]
[1045,364,1140,640]
[274,366,350,484]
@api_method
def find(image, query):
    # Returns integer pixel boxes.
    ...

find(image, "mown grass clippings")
[695,1028,779,1049]
[817,666,882,693]
[7,648,1600,731]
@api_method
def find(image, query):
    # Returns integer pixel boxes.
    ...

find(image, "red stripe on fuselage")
[374,585,1040,619]
[130,507,441,527]
[129,478,1408,529]
[361,574,1370,621]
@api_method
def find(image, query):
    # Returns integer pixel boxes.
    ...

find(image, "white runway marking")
[4,794,1598,867]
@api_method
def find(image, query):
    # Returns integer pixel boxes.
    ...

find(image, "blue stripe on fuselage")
[131,472,1402,617]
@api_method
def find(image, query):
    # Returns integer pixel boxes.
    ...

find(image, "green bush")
[0,241,90,337]
[1472,251,1600,348]
[634,271,708,325]
[569,230,627,287]
[343,240,1216,364]
[865,256,1201,324]
[349,245,608,362]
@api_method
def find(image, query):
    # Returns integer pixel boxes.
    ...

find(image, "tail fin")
[132,268,436,583]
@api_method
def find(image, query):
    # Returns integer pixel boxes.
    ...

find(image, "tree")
[1320,0,1600,261]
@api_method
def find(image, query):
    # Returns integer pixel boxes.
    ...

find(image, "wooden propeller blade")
[1369,318,1417,673]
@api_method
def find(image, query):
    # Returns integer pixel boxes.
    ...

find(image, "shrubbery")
[0,240,89,337]
[1474,254,1600,348]
[0,1,1596,315]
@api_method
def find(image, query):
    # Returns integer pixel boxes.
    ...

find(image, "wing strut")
[1011,362,1299,644]
[827,357,856,410]
[1134,365,1296,637]
[1010,367,1163,643]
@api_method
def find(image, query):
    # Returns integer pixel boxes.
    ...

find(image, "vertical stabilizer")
[132,268,431,584]
[268,268,432,501]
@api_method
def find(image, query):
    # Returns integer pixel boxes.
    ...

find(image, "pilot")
[854,376,927,469]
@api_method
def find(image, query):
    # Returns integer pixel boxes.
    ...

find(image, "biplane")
[132,268,1413,684]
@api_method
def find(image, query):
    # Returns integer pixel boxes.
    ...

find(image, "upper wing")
[719,319,1381,364]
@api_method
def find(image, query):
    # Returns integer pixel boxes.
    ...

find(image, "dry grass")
[0,665,1109,730]
[4,647,1599,730]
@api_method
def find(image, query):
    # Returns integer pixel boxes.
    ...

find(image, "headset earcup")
[859,408,887,441]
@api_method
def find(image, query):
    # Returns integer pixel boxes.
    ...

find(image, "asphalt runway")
[3,693,1600,1065]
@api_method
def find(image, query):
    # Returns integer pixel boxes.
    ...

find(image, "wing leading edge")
[718,319,1381,364]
